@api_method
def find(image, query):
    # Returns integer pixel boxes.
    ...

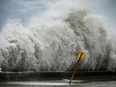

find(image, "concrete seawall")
[0,71,116,82]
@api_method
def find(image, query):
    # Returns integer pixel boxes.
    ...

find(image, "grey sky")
[0,0,116,32]
[0,0,57,29]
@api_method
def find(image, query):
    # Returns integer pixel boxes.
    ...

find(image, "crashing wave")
[0,1,116,72]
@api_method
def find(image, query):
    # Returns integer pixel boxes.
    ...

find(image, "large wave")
[0,0,116,72]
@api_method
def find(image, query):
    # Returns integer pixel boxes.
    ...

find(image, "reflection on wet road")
[1,80,116,87]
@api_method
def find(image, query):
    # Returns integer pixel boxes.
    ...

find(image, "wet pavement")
[0,79,116,87]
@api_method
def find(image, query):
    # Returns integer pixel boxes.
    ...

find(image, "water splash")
[0,0,116,72]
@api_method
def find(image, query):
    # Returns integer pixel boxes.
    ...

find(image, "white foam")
[0,0,116,71]
[2,82,76,86]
